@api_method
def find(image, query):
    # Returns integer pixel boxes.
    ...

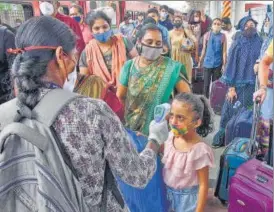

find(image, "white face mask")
[194,17,200,22]
[264,25,270,34]
[63,68,77,92]
[39,2,54,16]
[160,12,168,20]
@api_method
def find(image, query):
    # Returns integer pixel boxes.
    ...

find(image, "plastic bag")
[116,129,168,212]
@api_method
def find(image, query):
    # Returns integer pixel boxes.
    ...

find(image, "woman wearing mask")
[117,23,191,135]
[6,16,168,211]
[169,15,198,82]
[79,10,138,86]
[189,10,203,66]
[199,18,227,98]
[212,16,263,148]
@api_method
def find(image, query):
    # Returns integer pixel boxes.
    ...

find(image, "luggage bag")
[228,124,273,212]
[209,80,228,115]
[214,98,261,204]
[192,67,204,95]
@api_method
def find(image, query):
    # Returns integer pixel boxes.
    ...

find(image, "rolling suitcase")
[214,99,261,204]
[209,80,228,115]
[214,137,250,204]
[228,125,273,212]
[228,160,273,212]
[192,67,204,95]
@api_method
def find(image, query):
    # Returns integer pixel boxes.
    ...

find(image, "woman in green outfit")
[117,23,191,135]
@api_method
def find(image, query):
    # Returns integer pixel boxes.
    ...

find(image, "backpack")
[0,89,124,212]
[0,25,7,63]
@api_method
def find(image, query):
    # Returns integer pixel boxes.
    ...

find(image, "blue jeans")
[167,185,199,212]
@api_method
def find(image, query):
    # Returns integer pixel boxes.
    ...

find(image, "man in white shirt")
[221,17,236,54]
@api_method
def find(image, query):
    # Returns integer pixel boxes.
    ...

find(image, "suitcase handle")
[256,162,273,180]
[248,86,261,157]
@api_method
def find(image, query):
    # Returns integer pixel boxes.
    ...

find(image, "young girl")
[162,93,215,212]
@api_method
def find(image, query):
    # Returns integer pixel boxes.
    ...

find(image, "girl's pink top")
[162,133,215,189]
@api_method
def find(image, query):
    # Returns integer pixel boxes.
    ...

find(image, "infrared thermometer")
[154,103,171,123]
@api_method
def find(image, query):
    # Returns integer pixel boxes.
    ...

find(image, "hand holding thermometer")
[154,103,171,123]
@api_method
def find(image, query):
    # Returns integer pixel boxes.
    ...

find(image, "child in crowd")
[161,93,215,212]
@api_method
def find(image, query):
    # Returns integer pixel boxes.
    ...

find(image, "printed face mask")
[169,124,188,136]
[39,2,54,16]
[140,43,163,61]
[93,29,113,43]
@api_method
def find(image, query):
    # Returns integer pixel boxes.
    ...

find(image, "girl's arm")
[196,166,209,212]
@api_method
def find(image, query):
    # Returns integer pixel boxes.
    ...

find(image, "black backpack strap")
[101,163,125,212]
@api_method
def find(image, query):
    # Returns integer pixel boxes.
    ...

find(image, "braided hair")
[11,16,75,109]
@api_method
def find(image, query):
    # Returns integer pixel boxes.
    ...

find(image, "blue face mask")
[93,29,113,43]
[73,16,81,23]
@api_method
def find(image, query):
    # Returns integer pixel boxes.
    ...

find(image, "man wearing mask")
[119,13,135,40]
[147,8,170,55]
[158,5,173,31]
[221,17,236,54]
[39,1,85,54]
[69,4,93,44]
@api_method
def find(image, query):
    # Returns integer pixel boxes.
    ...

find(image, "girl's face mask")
[169,124,188,136]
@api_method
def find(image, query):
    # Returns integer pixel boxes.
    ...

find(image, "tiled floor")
[205,189,228,212]
[204,115,228,212]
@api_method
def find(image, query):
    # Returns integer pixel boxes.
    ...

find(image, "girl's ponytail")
[196,95,214,137]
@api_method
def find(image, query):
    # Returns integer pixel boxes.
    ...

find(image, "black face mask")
[174,22,182,28]
[242,27,257,38]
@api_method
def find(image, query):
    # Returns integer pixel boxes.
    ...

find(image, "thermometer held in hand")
[154,103,171,123]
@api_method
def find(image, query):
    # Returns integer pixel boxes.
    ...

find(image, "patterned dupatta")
[125,57,180,135]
